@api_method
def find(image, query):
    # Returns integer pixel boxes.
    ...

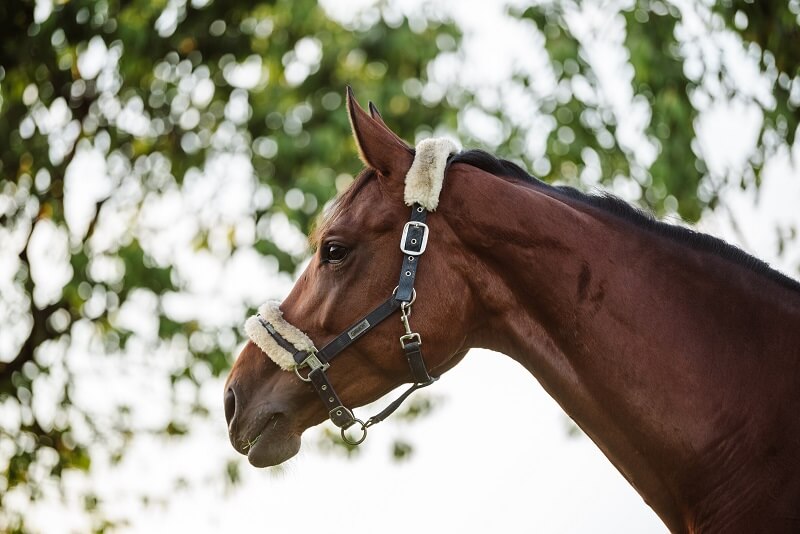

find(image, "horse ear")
[346,87,413,178]
[368,101,386,125]
[368,101,411,146]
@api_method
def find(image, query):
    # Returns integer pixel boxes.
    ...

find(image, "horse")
[224,87,800,533]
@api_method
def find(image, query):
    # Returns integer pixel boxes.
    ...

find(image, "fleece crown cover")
[404,137,458,211]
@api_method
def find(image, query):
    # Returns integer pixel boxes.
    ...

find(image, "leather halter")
[255,203,437,445]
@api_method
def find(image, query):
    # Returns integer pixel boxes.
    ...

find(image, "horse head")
[224,89,473,467]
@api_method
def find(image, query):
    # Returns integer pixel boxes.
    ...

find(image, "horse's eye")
[323,243,349,264]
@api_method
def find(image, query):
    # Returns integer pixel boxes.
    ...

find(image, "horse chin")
[242,412,302,467]
[247,430,301,468]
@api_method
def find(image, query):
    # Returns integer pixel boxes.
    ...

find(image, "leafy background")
[1,0,798,531]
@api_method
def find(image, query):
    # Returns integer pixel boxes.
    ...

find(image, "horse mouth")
[243,412,301,468]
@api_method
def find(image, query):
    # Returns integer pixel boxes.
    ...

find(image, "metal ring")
[294,366,312,382]
[340,418,368,446]
[392,286,416,306]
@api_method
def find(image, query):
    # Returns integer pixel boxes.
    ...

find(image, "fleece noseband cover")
[244,301,315,371]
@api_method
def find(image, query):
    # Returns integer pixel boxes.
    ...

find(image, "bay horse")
[224,88,800,533]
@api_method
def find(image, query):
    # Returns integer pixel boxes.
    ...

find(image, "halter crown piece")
[244,137,458,444]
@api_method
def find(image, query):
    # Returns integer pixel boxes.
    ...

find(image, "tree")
[0,0,460,530]
[453,0,798,226]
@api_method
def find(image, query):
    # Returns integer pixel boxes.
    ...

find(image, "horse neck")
[443,165,800,531]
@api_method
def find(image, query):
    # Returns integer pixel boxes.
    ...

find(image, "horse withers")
[224,88,800,533]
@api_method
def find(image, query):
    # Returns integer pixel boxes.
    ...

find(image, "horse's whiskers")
[242,434,261,452]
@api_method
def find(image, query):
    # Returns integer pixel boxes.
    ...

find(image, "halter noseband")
[246,138,457,445]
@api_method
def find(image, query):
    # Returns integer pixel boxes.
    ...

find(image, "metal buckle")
[399,332,421,348]
[400,221,429,256]
[293,351,329,382]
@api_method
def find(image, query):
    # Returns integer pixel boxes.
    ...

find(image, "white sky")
[8,0,800,532]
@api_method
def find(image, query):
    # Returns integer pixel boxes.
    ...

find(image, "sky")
[8,0,800,532]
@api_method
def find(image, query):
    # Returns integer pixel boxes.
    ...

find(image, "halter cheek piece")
[256,205,434,445]
[249,138,458,445]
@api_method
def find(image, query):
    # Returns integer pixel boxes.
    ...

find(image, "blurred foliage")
[0,0,458,529]
[2,0,800,529]
[503,0,800,221]
[714,1,800,154]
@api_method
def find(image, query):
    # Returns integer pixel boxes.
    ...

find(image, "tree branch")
[0,222,64,385]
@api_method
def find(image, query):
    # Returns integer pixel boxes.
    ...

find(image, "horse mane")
[450,149,800,293]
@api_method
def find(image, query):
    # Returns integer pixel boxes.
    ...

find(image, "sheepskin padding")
[404,138,458,211]
[244,300,317,371]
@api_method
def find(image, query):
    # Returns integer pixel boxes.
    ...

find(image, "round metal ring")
[391,286,417,306]
[340,418,368,446]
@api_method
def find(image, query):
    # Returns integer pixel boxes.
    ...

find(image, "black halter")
[256,203,436,444]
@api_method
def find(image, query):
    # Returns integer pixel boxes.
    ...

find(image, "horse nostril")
[224,387,236,426]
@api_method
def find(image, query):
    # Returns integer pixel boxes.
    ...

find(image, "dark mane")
[450,149,800,293]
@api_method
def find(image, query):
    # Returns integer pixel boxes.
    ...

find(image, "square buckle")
[294,350,329,382]
[299,351,329,372]
[400,221,429,256]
